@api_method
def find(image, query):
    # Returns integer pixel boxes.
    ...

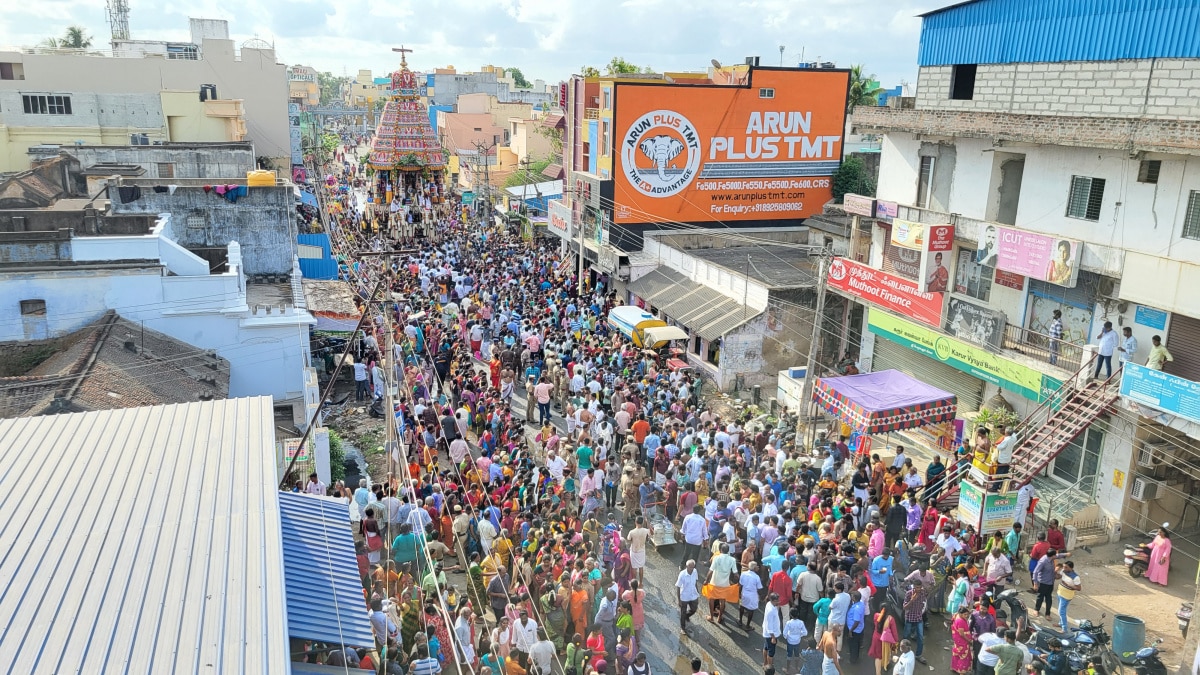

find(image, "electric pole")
[798,246,831,454]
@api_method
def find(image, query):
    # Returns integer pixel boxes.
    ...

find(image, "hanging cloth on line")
[116,186,142,203]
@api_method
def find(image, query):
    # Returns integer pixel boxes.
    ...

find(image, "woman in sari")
[1147,526,1173,586]
[917,499,940,548]
[951,606,973,675]
[467,552,488,614]
[612,551,633,592]
[423,603,453,664]
[538,581,565,648]
[868,606,900,675]
[398,589,423,655]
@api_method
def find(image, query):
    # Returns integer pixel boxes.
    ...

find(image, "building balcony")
[1000,322,1085,372]
[204,99,245,118]
[851,105,1200,156]
[584,108,599,120]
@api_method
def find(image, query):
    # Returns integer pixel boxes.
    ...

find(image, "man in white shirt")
[511,607,538,667]
[677,558,701,634]
[528,629,555,674]
[546,451,567,483]
[679,505,708,570]
[762,592,783,668]
[936,527,964,561]
[983,547,1013,592]
[305,473,327,496]
[353,360,369,401]
[895,639,916,675]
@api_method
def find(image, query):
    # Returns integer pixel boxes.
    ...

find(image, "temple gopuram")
[367,46,446,213]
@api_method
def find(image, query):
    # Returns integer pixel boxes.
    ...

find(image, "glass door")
[1050,426,1103,496]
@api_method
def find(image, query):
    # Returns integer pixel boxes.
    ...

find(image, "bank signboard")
[1120,362,1200,425]
[828,257,943,327]
[867,310,1063,403]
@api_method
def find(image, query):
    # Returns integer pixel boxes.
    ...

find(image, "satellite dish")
[711,59,722,69]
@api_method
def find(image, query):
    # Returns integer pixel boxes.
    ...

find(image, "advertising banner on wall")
[917,224,955,294]
[612,68,849,224]
[828,257,943,327]
[989,225,1082,288]
[945,296,1006,348]
[868,310,1063,403]
[880,223,921,282]
[889,218,926,250]
[548,199,572,237]
[1120,362,1200,425]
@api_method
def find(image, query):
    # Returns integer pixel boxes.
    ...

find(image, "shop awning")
[278,492,375,648]
[644,325,689,344]
[812,369,957,434]
[627,267,760,341]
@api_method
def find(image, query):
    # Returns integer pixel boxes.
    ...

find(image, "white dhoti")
[630,548,647,569]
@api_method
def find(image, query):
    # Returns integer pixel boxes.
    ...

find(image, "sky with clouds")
[1,0,954,88]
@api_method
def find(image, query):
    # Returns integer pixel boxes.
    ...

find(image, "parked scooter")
[994,588,1030,641]
[1124,539,1154,578]
[1028,613,1112,658]
[1179,602,1193,638]
[1126,638,1167,675]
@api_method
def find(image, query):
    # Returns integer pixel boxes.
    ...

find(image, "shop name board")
[867,310,1063,403]
[1120,362,1200,425]
[875,199,898,223]
[980,225,1082,288]
[828,257,943,327]
[548,199,572,236]
[958,481,983,529]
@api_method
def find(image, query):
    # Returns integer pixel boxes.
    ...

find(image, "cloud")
[0,0,949,86]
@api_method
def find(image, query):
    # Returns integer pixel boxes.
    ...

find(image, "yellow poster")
[1113,469,1125,489]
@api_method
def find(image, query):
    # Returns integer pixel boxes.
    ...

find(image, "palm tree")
[61,25,93,49]
[847,64,885,112]
[39,37,59,50]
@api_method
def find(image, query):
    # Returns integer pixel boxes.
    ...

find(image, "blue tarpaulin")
[299,190,318,208]
[277,492,374,647]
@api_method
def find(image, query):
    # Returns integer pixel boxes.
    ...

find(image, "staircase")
[935,358,1121,510]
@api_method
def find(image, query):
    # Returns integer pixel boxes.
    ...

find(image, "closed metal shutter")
[1166,313,1200,382]
[873,337,985,411]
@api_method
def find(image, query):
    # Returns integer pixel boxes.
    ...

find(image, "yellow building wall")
[160,91,245,142]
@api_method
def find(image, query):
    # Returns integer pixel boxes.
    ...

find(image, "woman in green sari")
[398,588,422,652]
[538,580,566,649]
[467,552,488,617]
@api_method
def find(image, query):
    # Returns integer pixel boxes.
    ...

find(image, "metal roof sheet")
[0,397,290,675]
[278,492,375,647]
[627,268,761,341]
[918,0,1200,66]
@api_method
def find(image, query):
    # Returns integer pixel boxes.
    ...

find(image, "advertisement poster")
[868,310,1063,402]
[917,224,956,294]
[875,199,898,223]
[980,492,1020,534]
[828,257,944,327]
[890,218,926,250]
[945,296,1006,348]
[959,481,984,530]
[881,224,922,281]
[548,199,572,237]
[1120,362,1200,425]
[995,226,1082,287]
[954,248,994,301]
[281,438,310,463]
[843,194,875,217]
[612,68,849,224]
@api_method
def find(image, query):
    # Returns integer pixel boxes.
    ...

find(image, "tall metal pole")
[577,209,587,296]
[798,248,830,455]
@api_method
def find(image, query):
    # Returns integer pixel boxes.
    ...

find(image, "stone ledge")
[852,106,1200,155]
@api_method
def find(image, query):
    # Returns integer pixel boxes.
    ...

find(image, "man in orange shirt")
[631,414,651,468]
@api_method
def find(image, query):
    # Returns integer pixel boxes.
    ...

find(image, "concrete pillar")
[313,426,331,485]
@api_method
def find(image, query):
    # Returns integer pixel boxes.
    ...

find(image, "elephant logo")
[621,109,702,198]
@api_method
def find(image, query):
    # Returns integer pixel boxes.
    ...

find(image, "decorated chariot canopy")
[368,46,446,172]
[812,369,957,434]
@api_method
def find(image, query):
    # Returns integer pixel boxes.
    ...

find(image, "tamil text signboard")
[1120,362,1200,425]
[828,257,943,327]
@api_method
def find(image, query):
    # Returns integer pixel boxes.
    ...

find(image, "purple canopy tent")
[812,369,957,434]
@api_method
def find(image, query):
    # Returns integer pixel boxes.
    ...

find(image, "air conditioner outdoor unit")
[1131,475,1159,502]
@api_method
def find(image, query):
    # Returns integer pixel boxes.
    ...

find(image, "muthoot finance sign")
[613,68,849,224]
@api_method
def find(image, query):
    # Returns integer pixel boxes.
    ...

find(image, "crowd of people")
[294,135,1110,675]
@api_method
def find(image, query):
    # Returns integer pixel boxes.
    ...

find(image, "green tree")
[580,65,600,77]
[605,57,653,75]
[846,64,885,112]
[504,157,553,188]
[831,155,876,201]
[41,25,94,50]
[508,67,532,88]
[317,71,351,106]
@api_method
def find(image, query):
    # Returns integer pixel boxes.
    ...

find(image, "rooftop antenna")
[779,45,786,66]
[105,0,131,47]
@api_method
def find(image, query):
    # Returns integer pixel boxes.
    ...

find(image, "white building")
[851,0,1200,538]
[0,213,317,421]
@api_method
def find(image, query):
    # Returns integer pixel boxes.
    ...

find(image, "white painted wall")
[875,133,922,207]
[1095,416,1136,525]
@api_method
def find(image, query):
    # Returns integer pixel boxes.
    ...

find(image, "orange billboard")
[612,68,849,224]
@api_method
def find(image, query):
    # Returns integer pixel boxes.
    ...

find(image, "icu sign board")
[613,68,849,224]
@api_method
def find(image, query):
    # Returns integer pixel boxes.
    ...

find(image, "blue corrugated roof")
[918,0,1200,66]
[297,233,332,258]
[277,492,374,647]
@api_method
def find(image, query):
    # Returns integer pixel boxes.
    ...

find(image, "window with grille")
[22,94,71,115]
[1182,191,1200,241]
[916,156,935,208]
[1137,159,1161,184]
[759,88,775,99]
[157,162,175,178]
[1066,176,1105,221]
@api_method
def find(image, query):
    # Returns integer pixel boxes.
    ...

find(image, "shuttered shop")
[1167,313,1200,382]
[872,337,985,411]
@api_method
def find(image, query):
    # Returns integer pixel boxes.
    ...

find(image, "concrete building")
[428,66,555,108]
[851,0,1200,539]
[0,18,287,173]
[457,93,533,130]
[507,116,553,166]
[27,141,256,183]
[0,207,317,421]
[346,69,387,107]
[626,228,817,393]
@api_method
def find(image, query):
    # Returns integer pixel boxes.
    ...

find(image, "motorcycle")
[1126,638,1167,675]
[1027,640,1091,675]
[1179,602,1193,638]
[1124,540,1153,578]
[994,588,1030,640]
[1028,614,1112,657]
